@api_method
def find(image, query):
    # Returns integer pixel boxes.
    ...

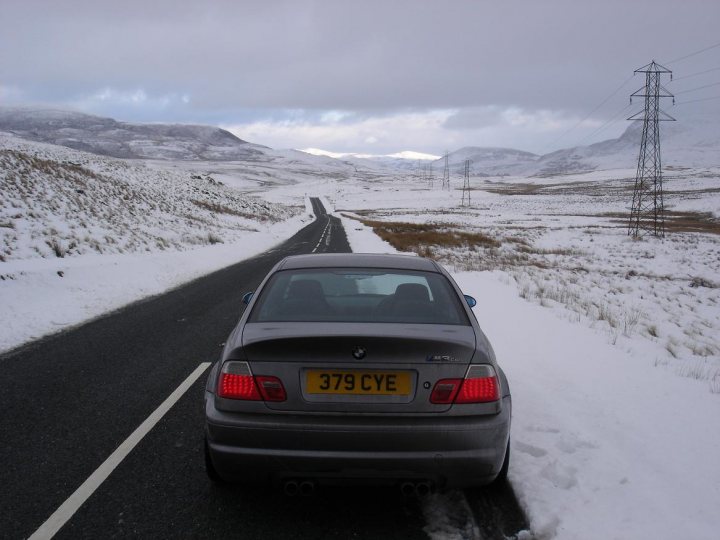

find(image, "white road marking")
[312,217,331,253]
[29,362,212,540]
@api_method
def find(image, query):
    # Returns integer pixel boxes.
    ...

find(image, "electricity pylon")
[460,159,471,206]
[628,60,675,238]
[442,151,450,190]
[427,163,434,188]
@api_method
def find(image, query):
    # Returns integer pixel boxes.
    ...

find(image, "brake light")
[430,365,499,404]
[455,376,498,403]
[218,361,286,402]
[219,373,262,400]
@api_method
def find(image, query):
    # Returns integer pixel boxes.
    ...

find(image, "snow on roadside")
[0,133,322,354]
[340,216,720,540]
[0,206,314,355]
[336,212,400,255]
[457,271,720,540]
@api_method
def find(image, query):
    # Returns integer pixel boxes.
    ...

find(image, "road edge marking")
[29,362,212,540]
[312,216,331,252]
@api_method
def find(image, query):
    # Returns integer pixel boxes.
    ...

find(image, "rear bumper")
[205,392,511,488]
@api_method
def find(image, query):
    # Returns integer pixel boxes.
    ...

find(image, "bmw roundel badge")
[352,346,367,360]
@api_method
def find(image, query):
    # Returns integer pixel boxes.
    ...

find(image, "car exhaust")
[283,480,300,496]
[400,482,416,497]
[299,481,316,496]
[416,482,432,497]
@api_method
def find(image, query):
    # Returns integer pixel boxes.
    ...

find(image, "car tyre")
[204,437,224,483]
[492,441,510,484]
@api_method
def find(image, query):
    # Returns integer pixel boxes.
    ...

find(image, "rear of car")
[204,254,510,489]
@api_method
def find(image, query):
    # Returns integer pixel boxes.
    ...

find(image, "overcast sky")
[1,0,719,154]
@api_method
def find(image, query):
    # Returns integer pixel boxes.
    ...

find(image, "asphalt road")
[0,198,528,540]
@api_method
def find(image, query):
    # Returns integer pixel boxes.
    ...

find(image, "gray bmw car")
[204,253,510,494]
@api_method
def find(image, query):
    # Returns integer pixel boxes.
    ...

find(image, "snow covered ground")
[458,270,720,539]
[0,133,319,353]
[0,213,314,354]
[2,126,719,538]
[318,170,720,539]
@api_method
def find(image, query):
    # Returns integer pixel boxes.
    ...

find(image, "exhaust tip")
[299,481,316,496]
[400,482,416,497]
[283,480,300,497]
[416,482,432,497]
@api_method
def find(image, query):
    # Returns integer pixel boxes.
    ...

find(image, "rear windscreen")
[249,268,470,325]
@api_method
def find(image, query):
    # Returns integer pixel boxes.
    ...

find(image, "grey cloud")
[1,0,718,150]
[443,107,505,130]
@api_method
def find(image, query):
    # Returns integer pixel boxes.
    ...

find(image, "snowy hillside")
[300,148,440,172]
[0,107,268,161]
[529,117,720,176]
[438,146,539,176]
[0,132,297,262]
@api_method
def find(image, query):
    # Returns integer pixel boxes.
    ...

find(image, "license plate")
[306,370,411,395]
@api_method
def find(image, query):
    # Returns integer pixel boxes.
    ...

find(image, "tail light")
[255,376,287,402]
[218,361,286,402]
[430,365,499,404]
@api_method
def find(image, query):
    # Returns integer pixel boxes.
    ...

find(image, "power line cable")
[670,66,720,82]
[663,40,720,65]
[540,73,635,153]
[673,80,720,95]
[674,94,720,106]
[574,102,633,147]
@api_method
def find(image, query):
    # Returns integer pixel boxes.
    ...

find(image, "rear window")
[249,268,469,325]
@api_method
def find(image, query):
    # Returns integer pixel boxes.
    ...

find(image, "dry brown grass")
[481,180,602,196]
[517,245,584,257]
[192,200,262,220]
[600,210,720,235]
[481,182,547,195]
[1,149,101,185]
[663,211,720,235]
[358,219,500,254]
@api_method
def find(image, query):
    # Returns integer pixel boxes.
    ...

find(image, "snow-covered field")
[260,161,720,538]
[2,126,719,538]
[312,169,719,540]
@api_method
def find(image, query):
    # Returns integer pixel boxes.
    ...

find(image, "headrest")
[287,279,325,300]
[394,282,430,302]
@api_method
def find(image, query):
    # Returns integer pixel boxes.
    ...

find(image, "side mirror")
[463,294,477,308]
[242,291,254,305]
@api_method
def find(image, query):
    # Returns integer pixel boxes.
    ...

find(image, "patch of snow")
[311,168,720,540]
[456,270,720,540]
[0,213,312,354]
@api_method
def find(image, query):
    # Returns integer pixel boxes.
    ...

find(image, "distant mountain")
[433,115,720,177]
[523,123,642,176]
[437,147,539,176]
[299,148,439,172]
[0,107,268,161]
[527,118,720,176]
[301,148,438,160]
[2,106,716,175]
